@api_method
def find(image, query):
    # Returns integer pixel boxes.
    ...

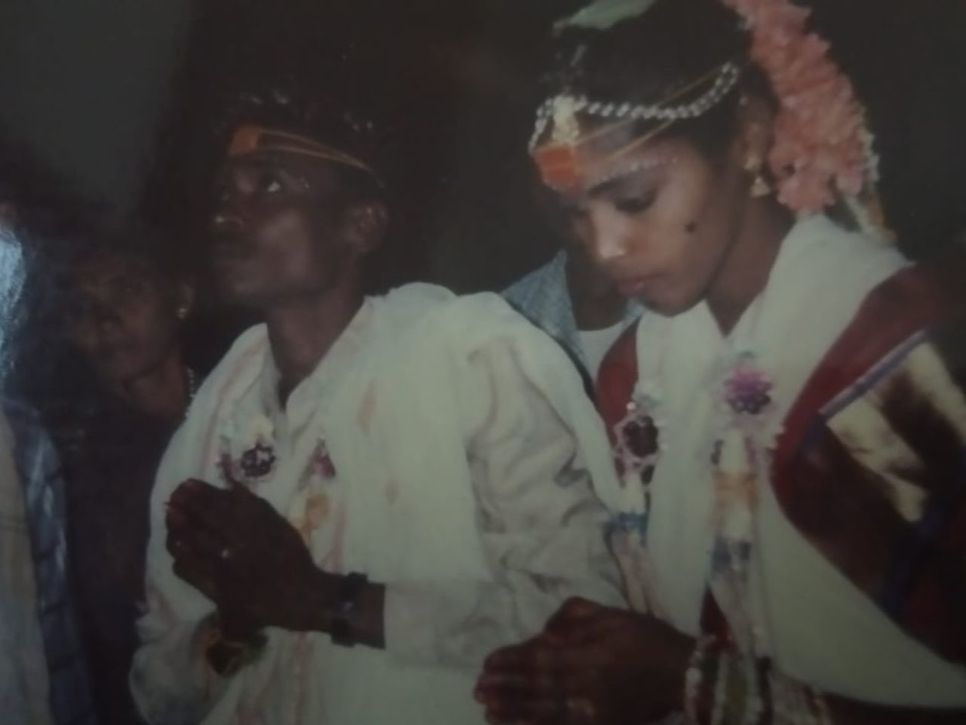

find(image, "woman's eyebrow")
[588,166,660,198]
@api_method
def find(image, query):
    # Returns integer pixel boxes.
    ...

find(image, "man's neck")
[265,288,364,405]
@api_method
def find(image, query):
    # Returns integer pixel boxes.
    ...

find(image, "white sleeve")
[383,338,624,667]
[129,424,228,725]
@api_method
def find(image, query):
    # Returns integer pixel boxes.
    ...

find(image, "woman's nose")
[586,204,630,263]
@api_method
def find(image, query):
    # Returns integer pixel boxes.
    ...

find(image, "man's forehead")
[220,150,340,185]
[223,123,378,183]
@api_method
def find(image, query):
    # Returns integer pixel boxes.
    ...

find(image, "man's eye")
[614,192,655,215]
[258,174,283,194]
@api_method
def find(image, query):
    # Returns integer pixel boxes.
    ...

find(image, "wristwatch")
[329,572,368,647]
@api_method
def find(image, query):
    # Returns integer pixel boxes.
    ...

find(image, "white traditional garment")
[131,283,623,725]
[598,216,966,706]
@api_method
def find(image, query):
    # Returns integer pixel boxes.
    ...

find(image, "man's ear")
[343,200,389,256]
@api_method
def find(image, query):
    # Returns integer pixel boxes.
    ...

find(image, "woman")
[53,227,197,725]
[476,0,966,722]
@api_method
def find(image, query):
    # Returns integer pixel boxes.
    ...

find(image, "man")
[130,94,622,724]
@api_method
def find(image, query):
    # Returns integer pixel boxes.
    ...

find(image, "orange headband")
[227,125,380,183]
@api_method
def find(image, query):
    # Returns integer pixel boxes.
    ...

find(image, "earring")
[744,154,771,198]
[176,305,189,321]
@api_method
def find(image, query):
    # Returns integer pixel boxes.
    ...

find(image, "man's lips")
[210,234,254,264]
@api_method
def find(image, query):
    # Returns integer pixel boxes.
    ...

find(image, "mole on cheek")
[685,221,698,234]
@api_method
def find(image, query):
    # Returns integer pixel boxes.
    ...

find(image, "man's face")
[210,151,355,309]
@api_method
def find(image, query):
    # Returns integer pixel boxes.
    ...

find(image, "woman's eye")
[614,192,656,215]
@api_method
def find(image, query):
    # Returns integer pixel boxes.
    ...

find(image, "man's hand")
[166,479,338,635]
[475,597,694,725]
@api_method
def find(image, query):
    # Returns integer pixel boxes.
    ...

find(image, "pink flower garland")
[721,0,871,213]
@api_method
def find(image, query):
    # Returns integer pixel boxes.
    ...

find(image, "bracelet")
[329,572,368,647]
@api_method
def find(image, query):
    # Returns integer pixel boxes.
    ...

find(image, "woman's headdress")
[533,0,887,233]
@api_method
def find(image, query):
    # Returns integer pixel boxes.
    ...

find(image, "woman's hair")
[543,0,770,161]
[53,223,192,294]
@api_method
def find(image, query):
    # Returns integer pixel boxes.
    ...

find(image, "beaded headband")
[529,61,740,153]
[227,125,381,184]
[531,61,740,191]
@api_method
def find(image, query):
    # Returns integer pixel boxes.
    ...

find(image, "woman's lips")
[615,276,655,298]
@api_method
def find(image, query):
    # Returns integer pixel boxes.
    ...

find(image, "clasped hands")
[165,478,338,638]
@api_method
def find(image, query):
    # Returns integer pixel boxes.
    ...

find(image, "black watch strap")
[330,572,368,647]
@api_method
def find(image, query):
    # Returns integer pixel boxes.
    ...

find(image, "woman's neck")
[707,198,794,335]
[114,350,189,423]
[265,287,364,405]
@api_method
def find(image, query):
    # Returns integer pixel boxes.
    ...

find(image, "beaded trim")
[529,61,741,152]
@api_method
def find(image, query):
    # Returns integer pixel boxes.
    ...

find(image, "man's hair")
[216,81,390,207]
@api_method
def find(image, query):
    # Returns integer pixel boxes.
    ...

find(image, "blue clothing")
[502,250,642,372]
[7,399,97,725]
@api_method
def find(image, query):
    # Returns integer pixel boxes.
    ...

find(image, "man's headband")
[227,125,381,185]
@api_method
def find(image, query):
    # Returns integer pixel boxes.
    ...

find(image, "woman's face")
[66,253,187,387]
[543,125,748,316]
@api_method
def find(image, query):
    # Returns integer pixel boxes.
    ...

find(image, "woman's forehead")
[71,252,154,289]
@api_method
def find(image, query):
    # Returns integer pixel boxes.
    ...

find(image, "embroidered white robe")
[131,283,623,725]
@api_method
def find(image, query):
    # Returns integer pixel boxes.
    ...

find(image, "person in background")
[502,219,642,384]
[477,0,966,722]
[0,132,97,725]
[50,227,196,725]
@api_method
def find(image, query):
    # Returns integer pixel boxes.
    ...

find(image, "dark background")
[2,0,965,293]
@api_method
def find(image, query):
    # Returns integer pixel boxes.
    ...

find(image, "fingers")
[544,597,609,644]
[169,480,249,547]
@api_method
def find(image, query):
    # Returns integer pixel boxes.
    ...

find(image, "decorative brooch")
[220,413,277,486]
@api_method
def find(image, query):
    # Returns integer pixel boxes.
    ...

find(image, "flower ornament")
[240,442,276,480]
[613,381,665,485]
[723,356,773,416]
[721,0,874,214]
[220,412,278,485]
[309,438,338,480]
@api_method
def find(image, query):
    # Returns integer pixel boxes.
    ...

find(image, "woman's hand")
[166,479,338,635]
[475,598,694,725]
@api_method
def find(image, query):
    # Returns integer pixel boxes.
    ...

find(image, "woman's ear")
[734,93,776,172]
[734,95,775,196]
[343,200,389,256]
